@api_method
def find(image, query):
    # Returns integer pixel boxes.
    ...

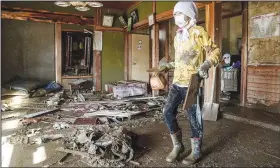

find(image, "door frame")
[125,33,150,81]
[240,1,248,106]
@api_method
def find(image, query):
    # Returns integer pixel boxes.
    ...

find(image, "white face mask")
[174,15,187,28]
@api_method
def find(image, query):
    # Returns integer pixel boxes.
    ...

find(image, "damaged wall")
[102,32,125,89]
[1,19,55,84]
[246,2,280,109]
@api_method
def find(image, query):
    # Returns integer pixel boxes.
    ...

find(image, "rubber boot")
[182,138,202,165]
[166,129,184,162]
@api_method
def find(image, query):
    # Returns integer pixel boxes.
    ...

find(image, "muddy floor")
[2,116,280,167]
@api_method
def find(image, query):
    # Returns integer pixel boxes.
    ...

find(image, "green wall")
[102,32,124,89]
[127,2,153,21]
[156,2,177,14]
[127,2,176,22]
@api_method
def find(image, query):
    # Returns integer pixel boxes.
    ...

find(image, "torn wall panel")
[248,38,280,65]
[246,2,280,109]
[250,13,280,39]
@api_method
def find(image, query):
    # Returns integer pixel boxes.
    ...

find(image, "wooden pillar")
[240,2,248,106]
[164,22,170,92]
[93,8,102,91]
[204,2,222,103]
[152,1,160,96]
[124,33,129,80]
[55,23,62,84]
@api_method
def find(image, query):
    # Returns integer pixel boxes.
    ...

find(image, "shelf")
[62,75,93,79]
[94,26,125,32]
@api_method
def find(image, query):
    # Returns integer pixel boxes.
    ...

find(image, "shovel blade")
[202,103,219,121]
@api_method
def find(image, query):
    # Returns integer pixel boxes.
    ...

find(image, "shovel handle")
[210,67,216,103]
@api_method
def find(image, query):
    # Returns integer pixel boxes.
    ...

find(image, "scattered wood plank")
[58,153,71,165]
[56,147,91,158]
[83,110,143,119]
[66,96,162,105]
[23,108,60,119]
[129,160,140,166]
[21,117,47,124]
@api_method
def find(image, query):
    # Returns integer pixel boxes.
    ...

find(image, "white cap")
[173,1,198,20]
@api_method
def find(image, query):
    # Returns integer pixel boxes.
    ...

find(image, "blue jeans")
[163,84,203,138]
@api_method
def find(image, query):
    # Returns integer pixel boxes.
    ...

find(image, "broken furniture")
[68,79,93,95]
[105,80,148,99]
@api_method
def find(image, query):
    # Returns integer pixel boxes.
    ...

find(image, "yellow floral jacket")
[168,25,220,86]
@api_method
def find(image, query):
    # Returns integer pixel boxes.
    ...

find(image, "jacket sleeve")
[196,28,221,67]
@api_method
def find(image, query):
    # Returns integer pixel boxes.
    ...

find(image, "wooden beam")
[55,23,62,84]
[153,1,156,14]
[93,50,102,91]
[133,19,149,30]
[94,8,102,26]
[214,2,222,104]
[204,2,222,104]
[94,25,125,32]
[128,34,133,80]
[124,33,129,80]
[1,6,94,26]
[156,10,173,22]
[240,1,248,106]
[61,29,85,32]
[152,1,160,96]
[196,10,243,26]
[204,3,214,103]
[164,21,170,92]
[222,10,243,19]
[195,2,207,9]
[61,76,94,79]
[93,9,102,91]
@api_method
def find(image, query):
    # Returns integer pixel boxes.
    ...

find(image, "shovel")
[202,66,219,121]
[182,73,202,110]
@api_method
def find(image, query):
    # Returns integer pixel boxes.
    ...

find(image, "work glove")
[198,60,211,79]
[147,62,175,73]
[159,62,175,72]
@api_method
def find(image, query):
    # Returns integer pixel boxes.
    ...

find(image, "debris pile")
[105,80,147,99]
[59,126,137,167]
[61,96,165,122]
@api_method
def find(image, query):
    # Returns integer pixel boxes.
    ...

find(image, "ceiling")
[1,1,139,17]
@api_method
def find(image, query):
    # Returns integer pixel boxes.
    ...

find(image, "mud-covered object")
[150,72,167,90]
[63,127,137,167]
[44,81,62,92]
[5,77,47,94]
[1,87,29,96]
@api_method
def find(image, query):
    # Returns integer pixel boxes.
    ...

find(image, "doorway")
[220,2,244,106]
[130,34,150,83]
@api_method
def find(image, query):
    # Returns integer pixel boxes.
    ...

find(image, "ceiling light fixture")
[87,2,103,7]
[54,1,103,12]
[54,2,71,7]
